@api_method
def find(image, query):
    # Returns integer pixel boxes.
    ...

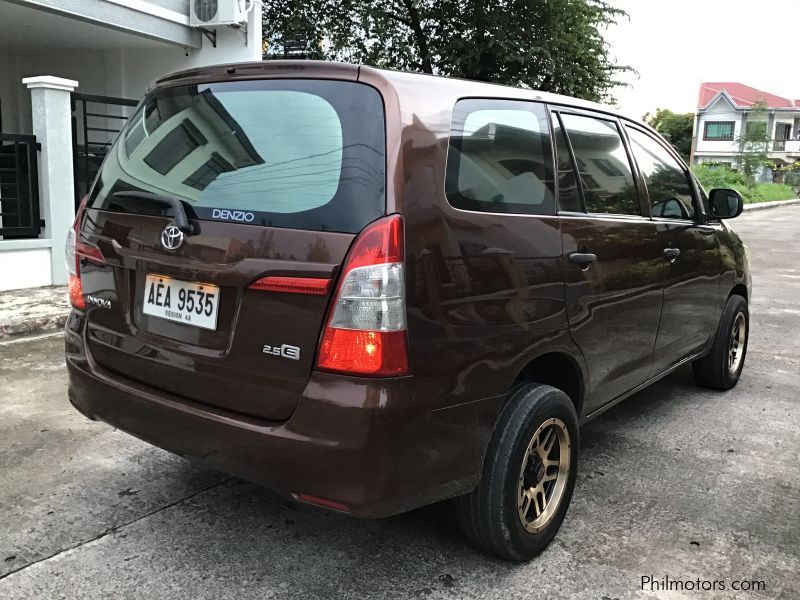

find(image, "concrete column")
[22,75,78,286]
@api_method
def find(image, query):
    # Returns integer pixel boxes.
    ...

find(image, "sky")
[604,0,800,118]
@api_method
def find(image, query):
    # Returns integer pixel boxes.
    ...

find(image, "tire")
[692,294,749,390]
[455,383,579,561]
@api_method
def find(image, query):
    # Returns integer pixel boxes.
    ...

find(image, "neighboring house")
[692,82,800,178]
[0,0,262,291]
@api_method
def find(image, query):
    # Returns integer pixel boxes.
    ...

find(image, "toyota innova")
[66,61,751,561]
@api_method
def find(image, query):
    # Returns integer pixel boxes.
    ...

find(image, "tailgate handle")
[112,191,197,235]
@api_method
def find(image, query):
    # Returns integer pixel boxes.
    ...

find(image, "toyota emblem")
[161,225,184,251]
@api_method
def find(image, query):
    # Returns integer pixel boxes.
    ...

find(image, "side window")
[626,127,696,220]
[446,99,555,215]
[550,113,582,212]
[560,114,640,215]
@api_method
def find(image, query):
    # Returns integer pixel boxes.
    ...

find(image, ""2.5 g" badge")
[262,343,301,361]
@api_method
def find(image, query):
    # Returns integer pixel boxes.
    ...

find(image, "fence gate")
[71,92,138,208]
[0,134,41,239]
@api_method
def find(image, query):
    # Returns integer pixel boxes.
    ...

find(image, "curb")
[743,198,800,212]
[0,285,70,342]
[0,313,68,342]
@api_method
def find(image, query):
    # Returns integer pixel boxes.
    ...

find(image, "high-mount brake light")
[315,215,409,377]
[249,276,331,295]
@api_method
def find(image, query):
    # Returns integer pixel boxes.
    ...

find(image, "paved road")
[1,207,798,599]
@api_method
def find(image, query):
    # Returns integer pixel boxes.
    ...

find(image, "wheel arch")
[511,351,586,420]
[729,282,749,303]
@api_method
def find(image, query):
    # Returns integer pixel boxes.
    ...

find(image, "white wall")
[119,3,262,99]
[0,246,52,290]
[695,155,735,166]
[0,49,116,134]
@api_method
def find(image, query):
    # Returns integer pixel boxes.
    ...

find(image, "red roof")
[698,82,798,109]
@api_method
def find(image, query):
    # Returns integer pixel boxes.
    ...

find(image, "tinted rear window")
[90,79,386,233]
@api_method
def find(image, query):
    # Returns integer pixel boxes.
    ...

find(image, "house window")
[745,121,767,137]
[144,119,207,175]
[183,152,234,191]
[703,121,735,141]
[775,123,791,140]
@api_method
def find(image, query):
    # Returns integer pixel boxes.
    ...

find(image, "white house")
[0,0,262,291]
[692,82,800,177]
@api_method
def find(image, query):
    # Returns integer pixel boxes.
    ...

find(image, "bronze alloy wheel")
[517,417,571,533]
[728,312,747,375]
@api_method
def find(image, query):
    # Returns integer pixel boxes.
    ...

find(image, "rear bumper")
[66,313,499,518]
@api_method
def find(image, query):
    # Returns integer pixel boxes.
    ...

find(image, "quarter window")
[559,114,640,216]
[626,127,696,220]
[703,121,735,141]
[446,100,555,215]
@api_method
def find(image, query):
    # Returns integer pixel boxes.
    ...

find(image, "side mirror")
[709,188,744,219]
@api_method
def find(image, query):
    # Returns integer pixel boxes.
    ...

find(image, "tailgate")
[80,211,354,420]
[76,77,385,420]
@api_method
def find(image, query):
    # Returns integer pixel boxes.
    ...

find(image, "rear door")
[623,125,722,371]
[78,78,386,420]
[551,109,664,411]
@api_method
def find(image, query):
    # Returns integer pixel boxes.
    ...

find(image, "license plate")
[143,274,219,330]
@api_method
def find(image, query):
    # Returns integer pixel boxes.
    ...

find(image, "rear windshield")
[89,79,386,233]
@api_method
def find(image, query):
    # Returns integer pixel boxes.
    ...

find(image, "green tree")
[262,0,631,102]
[644,108,694,161]
[735,99,770,188]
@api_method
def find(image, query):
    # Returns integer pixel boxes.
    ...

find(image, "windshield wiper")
[112,191,197,235]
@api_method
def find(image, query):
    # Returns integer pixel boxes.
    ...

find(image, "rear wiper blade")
[112,191,197,235]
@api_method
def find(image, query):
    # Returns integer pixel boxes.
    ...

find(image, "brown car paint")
[66,60,750,518]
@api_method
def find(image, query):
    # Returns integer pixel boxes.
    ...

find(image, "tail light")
[66,195,104,310]
[315,214,409,376]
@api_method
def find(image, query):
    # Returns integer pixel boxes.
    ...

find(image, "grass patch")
[742,183,797,203]
[691,165,797,204]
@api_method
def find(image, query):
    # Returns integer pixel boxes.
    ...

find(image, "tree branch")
[385,11,412,27]
[399,0,433,73]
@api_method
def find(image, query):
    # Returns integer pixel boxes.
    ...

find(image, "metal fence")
[0,133,41,239]
[72,92,138,208]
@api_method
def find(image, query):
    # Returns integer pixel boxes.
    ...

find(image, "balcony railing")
[770,139,800,153]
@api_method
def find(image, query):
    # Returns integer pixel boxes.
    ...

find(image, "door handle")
[568,252,597,269]
[663,247,681,262]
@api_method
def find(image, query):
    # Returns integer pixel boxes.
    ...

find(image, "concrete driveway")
[1,207,798,599]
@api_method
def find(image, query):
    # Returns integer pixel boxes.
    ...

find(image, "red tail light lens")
[341,212,403,269]
[316,215,409,377]
[67,274,85,310]
[66,195,104,310]
[318,329,408,376]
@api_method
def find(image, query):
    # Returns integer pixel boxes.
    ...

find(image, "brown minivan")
[66,61,751,561]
